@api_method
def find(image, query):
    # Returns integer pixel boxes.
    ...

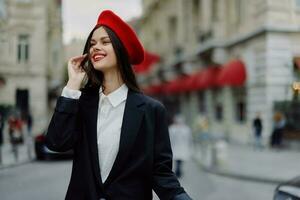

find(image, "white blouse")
[61,84,128,182]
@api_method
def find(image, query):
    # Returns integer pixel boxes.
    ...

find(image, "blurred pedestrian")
[169,115,192,178]
[8,114,21,161]
[270,111,286,148]
[15,115,24,140]
[193,114,212,164]
[46,10,191,200]
[193,114,210,142]
[252,112,263,149]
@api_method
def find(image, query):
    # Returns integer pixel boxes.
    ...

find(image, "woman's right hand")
[66,54,87,90]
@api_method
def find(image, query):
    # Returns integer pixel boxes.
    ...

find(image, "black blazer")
[46,87,192,200]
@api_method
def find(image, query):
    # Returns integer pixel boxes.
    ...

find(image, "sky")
[62,0,142,44]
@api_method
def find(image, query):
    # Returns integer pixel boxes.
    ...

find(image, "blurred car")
[34,131,73,160]
[274,176,300,200]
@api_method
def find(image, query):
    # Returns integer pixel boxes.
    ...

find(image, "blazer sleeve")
[45,96,82,152]
[152,103,192,200]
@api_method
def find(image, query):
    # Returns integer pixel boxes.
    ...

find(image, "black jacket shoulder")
[138,92,166,110]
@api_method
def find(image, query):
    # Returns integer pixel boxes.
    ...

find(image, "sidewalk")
[194,142,300,184]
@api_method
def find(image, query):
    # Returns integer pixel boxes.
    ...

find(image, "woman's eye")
[103,41,111,45]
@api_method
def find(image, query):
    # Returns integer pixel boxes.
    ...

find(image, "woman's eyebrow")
[91,36,110,41]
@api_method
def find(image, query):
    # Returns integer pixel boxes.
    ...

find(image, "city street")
[1,0,300,199]
[0,159,276,200]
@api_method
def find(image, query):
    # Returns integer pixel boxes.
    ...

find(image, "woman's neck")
[102,69,124,95]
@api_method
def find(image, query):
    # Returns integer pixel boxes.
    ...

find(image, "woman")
[46,10,192,200]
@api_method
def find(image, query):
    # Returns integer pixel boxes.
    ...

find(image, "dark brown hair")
[80,25,140,93]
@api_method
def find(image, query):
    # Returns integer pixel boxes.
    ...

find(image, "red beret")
[96,10,145,65]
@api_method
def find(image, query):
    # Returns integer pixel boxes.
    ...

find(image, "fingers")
[69,54,88,63]
[69,54,88,70]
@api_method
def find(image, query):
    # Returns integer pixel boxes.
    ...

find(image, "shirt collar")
[99,84,128,107]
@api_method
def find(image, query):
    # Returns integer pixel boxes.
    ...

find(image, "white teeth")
[94,55,105,60]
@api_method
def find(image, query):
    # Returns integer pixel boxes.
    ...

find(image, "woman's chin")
[92,63,107,71]
[92,62,116,72]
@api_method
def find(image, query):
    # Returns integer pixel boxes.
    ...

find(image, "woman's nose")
[92,45,100,51]
[92,43,103,51]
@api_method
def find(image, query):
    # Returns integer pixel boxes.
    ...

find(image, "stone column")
[222,87,234,141]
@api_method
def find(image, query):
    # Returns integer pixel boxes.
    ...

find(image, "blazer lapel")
[81,87,104,188]
[104,90,145,186]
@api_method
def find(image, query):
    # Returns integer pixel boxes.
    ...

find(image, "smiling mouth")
[92,53,106,62]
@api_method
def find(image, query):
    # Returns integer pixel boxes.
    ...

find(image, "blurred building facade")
[64,38,85,62]
[0,0,64,134]
[139,0,300,144]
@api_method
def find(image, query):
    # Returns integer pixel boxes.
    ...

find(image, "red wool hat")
[96,10,145,65]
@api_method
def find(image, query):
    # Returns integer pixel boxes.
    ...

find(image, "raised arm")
[46,55,87,152]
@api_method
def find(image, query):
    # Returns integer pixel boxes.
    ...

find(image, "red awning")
[133,51,160,74]
[164,79,179,94]
[216,60,246,86]
[181,72,202,92]
[163,68,219,94]
[195,67,220,89]
[164,76,188,94]
[145,60,246,95]
[143,84,164,95]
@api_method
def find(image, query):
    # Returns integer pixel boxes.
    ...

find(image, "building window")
[233,87,246,122]
[236,101,246,122]
[215,103,223,121]
[168,16,177,47]
[16,89,29,114]
[0,0,6,19]
[294,0,300,11]
[212,0,219,22]
[198,91,206,113]
[236,0,245,25]
[193,0,200,17]
[17,34,30,63]
[193,0,200,23]
[212,89,223,121]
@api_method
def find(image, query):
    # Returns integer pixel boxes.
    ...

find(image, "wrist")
[66,79,81,90]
